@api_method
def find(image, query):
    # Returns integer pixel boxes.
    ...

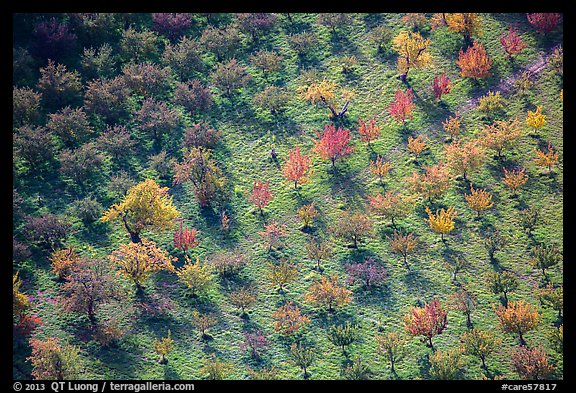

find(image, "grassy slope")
[13,13,563,380]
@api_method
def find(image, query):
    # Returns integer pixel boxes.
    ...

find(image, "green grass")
[13,13,563,380]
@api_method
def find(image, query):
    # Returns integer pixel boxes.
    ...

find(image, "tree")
[267,260,298,292]
[24,213,70,250]
[119,27,161,62]
[368,156,393,184]
[444,255,471,283]
[96,125,137,163]
[272,301,311,336]
[289,342,315,379]
[332,211,374,248]
[200,24,241,61]
[391,31,432,82]
[461,328,502,369]
[191,311,218,338]
[448,289,477,328]
[200,354,231,380]
[482,228,508,261]
[287,32,319,57]
[428,346,465,380]
[84,76,131,122]
[297,203,318,228]
[312,123,354,168]
[494,300,540,346]
[210,58,252,96]
[250,180,273,215]
[317,13,353,34]
[153,330,174,364]
[241,331,270,359]
[405,162,452,202]
[152,13,193,41]
[229,286,257,315]
[387,230,418,270]
[456,41,492,80]
[302,78,353,120]
[59,257,122,329]
[109,239,175,289]
[259,221,288,252]
[369,191,415,227]
[444,139,486,180]
[101,179,180,243]
[327,321,358,354]
[177,256,213,297]
[376,331,406,373]
[526,13,561,33]
[511,345,555,380]
[28,337,82,380]
[13,273,36,334]
[13,126,56,172]
[253,86,291,115]
[306,237,333,271]
[59,142,105,187]
[368,25,393,53]
[32,17,77,61]
[173,220,200,252]
[442,115,462,140]
[173,147,226,207]
[534,142,559,173]
[465,185,494,216]
[536,283,563,318]
[80,44,116,80]
[171,80,213,116]
[388,88,415,125]
[343,356,372,380]
[477,91,504,116]
[530,243,562,280]
[121,62,173,97]
[282,146,313,189]
[236,13,278,41]
[525,106,546,134]
[425,206,457,241]
[47,106,93,147]
[486,270,519,308]
[479,118,523,159]
[305,274,352,312]
[445,13,483,43]
[209,250,247,277]
[502,167,528,196]
[37,60,82,110]
[501,27,528,58]
[433,72,452,100]
[135,97,181,144]
[345,257,388,288]
[407,134,429,160]
[13,86,42,127]
[357,117,381,146]
[250,50,283,77]
[402,298,448,350]
[519,206,540,236]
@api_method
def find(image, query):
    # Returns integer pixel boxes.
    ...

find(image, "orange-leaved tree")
[304,274,352,312]
[388,88,415,125]
[249,180,273,215]
[494,300,541,346]
[456,41,492,80]
[534,142,559,173]
[357,117,381,147]
[443,139,486,181]
[282,146,313,189]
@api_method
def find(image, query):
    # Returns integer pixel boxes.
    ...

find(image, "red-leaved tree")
[388,88,415,125]
[500,27,528,58]
[173,219,200,252]
[250,181,273,214]
[403,298,448,350]
[526,13,561,33]
[282,146,312,189]
[312,123,354,168]
[433,73,452,100]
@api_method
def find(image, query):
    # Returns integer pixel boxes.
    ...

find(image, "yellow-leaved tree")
[425,206,457,241]
[392,31,432,82]
[101,178,180,243]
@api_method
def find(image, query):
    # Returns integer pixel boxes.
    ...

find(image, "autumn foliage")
[494,300,541,346]
[357,117,381,146]
[511,345,555,379]
[501,27,528,58]
[425,206,457,241]
[403,298,448,349]
[388,88,415,124]
[173,220,200,252]
[282,146,312,189]
[312,123,354,167]
[305,274,352,312]
[392,31,432,81]
[456,41,492,79]
[250,180,273,214]
[433,73,452,100]
[272,301,311,336]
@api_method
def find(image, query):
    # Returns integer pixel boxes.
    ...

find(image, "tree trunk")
[480,354,487,369]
